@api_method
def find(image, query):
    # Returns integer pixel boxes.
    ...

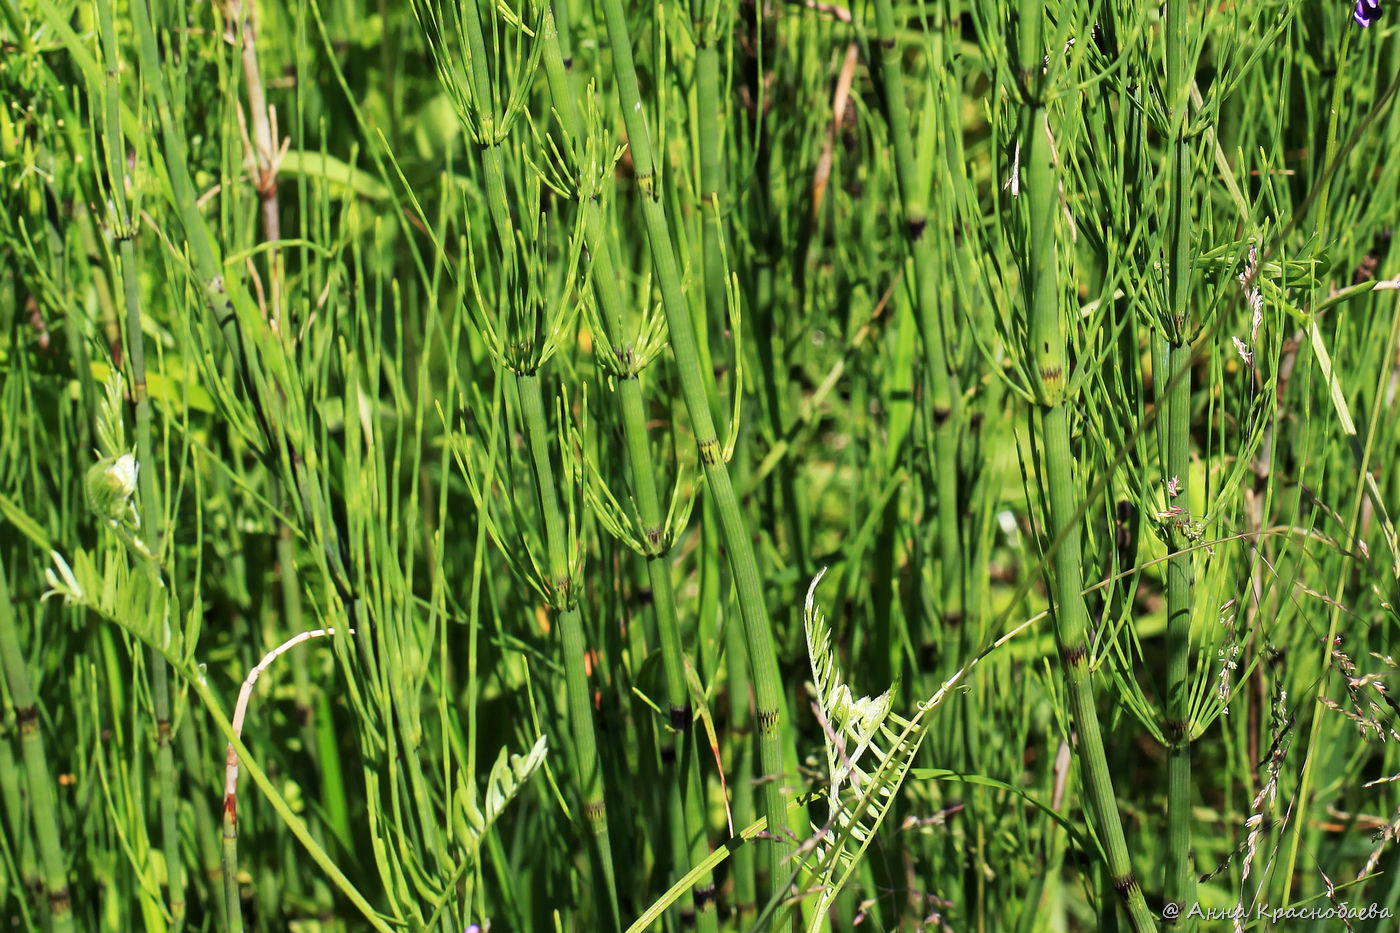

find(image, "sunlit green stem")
[590,0,794,896]
[0,554,72,931]
[1020,17,1156,927]
[1162,1,1195,923]
[723,598,758,916]
[535,13,718,927]
[516,372,621,930]
[870,0,962,626]
[96,0,183,924]
[619,379,719,933]
[693,0,725,429]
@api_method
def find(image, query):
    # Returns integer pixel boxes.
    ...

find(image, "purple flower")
[1355,0,1383,27]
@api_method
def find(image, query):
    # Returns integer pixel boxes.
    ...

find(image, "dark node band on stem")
[1165,718,1189,744]
[907,215,927,241]
[1060,642,1088,667]
[46,887,72,912]
[15,703,39,730]
[1111,871,1141,899]
[583,800,608,825]
[669,704,691,732]
[932,405,952,426]
[698,437,722,464]
[637,585,654,606]
[756,707,780,733]
[693,884,717,910]
[659,740,677,764]
[644,524,665,553]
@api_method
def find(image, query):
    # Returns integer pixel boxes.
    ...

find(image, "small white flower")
[1232,336,1253,368]
[40,551,84,604]
[107,453,138,498]
[1004,140,1021,197]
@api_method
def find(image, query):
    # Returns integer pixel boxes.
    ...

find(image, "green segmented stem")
[516,373,622,929]
[178,720,228,930]
[619,379,719,933]
[1019,12,1156,928]
[870,0,963,627]
[0,722,40,907]
[0,554,72,931]
[589,0,795,897]
[1161,0,1195,924]
[96,0,184,924]
[688,27,757,907]
[535,15,719,928]
[693,0,725,429]
[430,0,624,921]
[723,592,758,915]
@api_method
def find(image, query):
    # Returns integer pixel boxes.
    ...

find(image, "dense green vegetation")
[3,0,1400,929]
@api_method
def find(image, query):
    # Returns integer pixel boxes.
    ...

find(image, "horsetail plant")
[868,0,963,633]
[692,0,735,430]
[1159,0,1197,923]
[416,0,622,920]
[587,0,797,898]
[544,69,722,928]
[10,0,1400,929]
[1011,3,1155,929]
[93,1,184,924]
[0,557,72,931]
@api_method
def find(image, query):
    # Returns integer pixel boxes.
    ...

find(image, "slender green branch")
[95,0,184,924]
[1019,8,1155,928]
[1160,2,1196,925]
[0,554,72,931]
[587,0,795,899]
[870,0,963,628]
[516,373,622,930]
[536,15,719,929]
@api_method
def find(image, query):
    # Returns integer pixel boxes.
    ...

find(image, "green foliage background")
[3,0,1400,930]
